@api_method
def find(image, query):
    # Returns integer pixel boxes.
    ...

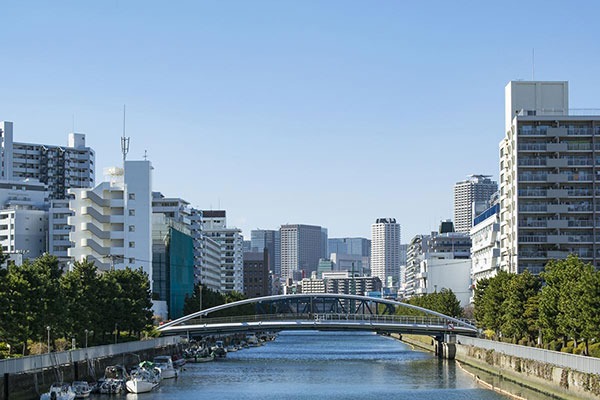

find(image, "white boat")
[226,345,238,352]
[98,365,128,394]
[71,381,92,399]
[40,383,76,400]
[126,362,161,394]
[153,356,178,379]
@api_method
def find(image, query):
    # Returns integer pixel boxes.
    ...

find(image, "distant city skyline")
[2,1,600,240]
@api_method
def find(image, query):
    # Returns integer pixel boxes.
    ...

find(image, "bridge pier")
[434,335,456,360]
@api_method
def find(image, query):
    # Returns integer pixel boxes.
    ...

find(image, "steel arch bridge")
[158,294,478,338]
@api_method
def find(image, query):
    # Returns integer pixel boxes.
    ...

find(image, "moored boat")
[98,365,128,394]
[153,356,178,379]
[71,381,92,398]
[40,383,76,400]
[126,362,161,393]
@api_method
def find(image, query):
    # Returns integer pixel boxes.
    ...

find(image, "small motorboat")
[126,362,161,393]
[211,341,227,358]
[98,365,128,394]
[40,383,76,400]
[71,381,92,399]
[226,345,238,352]
[153,356,178,379]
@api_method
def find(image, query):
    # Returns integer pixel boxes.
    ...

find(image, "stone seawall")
[455,343,600,400]
[0,342,182,400]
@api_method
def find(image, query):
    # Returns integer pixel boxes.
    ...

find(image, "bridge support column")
[434,336,456,359]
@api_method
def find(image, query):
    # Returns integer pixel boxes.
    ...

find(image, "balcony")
[519,220,547,228]
[567,143,592,151]
[519,205,548,213]
[518,143,547,151]
[546,189,568,197]
[519,235,547,243]
[519,174,547,182]
[548,251,569,258]
[547,158,568,168]
[547,174,568,183]
[547,219,568,229]
[548,204,569,213]
[547,127,568,137]
[519,189,548,197]
[547,235,568,244]
[547,143,568,152]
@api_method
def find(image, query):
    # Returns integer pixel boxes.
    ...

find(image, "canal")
[118,331,510,399]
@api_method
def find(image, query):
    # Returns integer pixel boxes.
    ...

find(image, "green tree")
[473,277,490,327]
[479,271,512,337]
[500,270,541,342]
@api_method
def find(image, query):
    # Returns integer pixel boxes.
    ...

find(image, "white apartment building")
[48,199,73,265]
[499,81,600,274]
[201,210,243,293]
[454,175,498,234]
[370,218,400,287]
[416,255,472,306]
[68,161,153,279]
[300,277,326,294]
[201,236,222,292]
[0,122,95,199]
[470,203,500,289]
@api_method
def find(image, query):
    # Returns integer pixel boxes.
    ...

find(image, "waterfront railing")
[456,335,600,375]
[0,336,181,375]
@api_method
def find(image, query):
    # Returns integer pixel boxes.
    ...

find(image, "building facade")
[370,218,400,287]
[202,210,243,293]
[280,224,324,280]
[453,174,498,234]
[243,249,270,298]
[68,161,153,279]
[327,237,371,258]
[499,80,600,274]
[201,235,222,292]
[470,203,500,289]
[0,122,95,199]
[250,229,280,276]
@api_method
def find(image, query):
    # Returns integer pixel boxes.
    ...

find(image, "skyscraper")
[250,229,280,276]
[370,218,400,287]
[499,80,600,274]
[327,237,371,258]
[453,175,498,234]
[280,224,324,279]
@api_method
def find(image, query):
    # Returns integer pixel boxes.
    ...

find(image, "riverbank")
[392,333,600,400]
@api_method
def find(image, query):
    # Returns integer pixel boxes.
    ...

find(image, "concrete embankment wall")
[0,339,183,400]
[455,342,600,400]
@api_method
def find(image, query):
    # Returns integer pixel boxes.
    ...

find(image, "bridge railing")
[172,313,476,331]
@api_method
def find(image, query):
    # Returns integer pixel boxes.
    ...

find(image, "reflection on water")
[101,331,509,400]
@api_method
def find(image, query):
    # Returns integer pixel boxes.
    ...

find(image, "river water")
[118,331,509,399]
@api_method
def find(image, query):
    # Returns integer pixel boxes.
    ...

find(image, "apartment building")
[201,210,243,293]
[201,236,222,292]
[499,81,600,274]
[470,202,500,288]
[68,161,153,278]
[454,175,498,234]
[0,122,95,199]
[370,218,401,287]
[243,249,270,298]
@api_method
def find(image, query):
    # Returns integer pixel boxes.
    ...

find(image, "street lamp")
[46,326,51,354]
[85,329,89,348]
[114,323,118,344]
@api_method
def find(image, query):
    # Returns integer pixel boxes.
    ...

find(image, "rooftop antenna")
[120,104,130,167]
[143,150,148,160]
[532,48,535,80]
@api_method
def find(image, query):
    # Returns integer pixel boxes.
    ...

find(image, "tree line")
[397,288,463,318]
[474,255,600,356]
[183,283,253,317]
[0,254,153,357]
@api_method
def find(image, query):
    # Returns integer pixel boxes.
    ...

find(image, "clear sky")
[1,1,599,241]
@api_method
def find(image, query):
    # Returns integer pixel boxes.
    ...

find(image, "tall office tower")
[151,192,203,283]
[280,224,324,279]
[201,210,243,293]
[251,229,280,275]
[370,218,401,287]
[454,175,498,234]
[320,227,328,259]
[500,80,600,274]
[0,122,95,199]
[327,237,371,257]
[69,161,153,279]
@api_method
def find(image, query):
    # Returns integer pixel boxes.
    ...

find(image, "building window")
[129,193,135,200]
[129,241,135,248]
[129,209,135,216]
[129,225,135,232]
[129,258,135,264]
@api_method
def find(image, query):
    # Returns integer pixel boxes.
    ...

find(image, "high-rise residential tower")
[500,80,600,274]
[370,218,401,287]
[280,224,324,279]
[453,175,498,234]
[201,210,243,293]
[0,121,95,199]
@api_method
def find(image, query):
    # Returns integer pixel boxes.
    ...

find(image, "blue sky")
[1,1,599,241]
